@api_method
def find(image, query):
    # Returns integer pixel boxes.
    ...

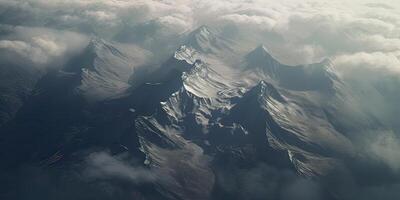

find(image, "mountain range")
[0,26,394,200]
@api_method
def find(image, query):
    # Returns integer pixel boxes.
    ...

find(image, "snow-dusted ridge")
[139,34,360,179]
[75,38,150,102]
[184,25,236,57]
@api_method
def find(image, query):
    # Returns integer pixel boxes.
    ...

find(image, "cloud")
[84,151,156,184]
[156,14,192,33]
[0,25,88,66]
[281,179,322,200]
[1,0,399,65]
[84,10,119,26]
[369,131,400,171]
[219,14,277,31]
[0,0,194,32]
[332,51,400,132]
[214,162,326,200]
[0,40,39,61]
[0,37,66,64]
[334,51,400,76]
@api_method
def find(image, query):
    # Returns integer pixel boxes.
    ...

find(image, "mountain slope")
[68,38,151,102]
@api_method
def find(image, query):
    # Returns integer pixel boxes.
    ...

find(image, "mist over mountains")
[1,1,400,200]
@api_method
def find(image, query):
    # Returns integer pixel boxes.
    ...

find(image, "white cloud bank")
[84,151,156,183]
[0,26,88,66]
[1,0,399,65]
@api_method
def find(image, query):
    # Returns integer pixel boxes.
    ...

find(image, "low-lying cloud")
[84,151,156,184]
[0,25,88,66]
[369,131,400,171]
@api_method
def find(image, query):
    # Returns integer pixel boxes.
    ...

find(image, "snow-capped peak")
[185,25,218,53]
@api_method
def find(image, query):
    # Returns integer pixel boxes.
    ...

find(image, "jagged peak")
[231,80,286,114]
[173,45,199,65]
[182,59,209,78]
[246,81,286,103]
[152,45,203,82]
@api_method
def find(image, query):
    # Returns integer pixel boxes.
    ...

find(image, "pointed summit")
[87,37,112,52]
[87,37,127,59]
[246,81,286,103]
[245,44,279,65]
[244,45,282,79]
[64,37,105,72]
[185,25,218,53]
[254,45,271,55]
[184,25,236,55]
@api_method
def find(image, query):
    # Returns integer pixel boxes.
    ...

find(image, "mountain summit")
[246,45,277,62]
[185,25,234,55]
